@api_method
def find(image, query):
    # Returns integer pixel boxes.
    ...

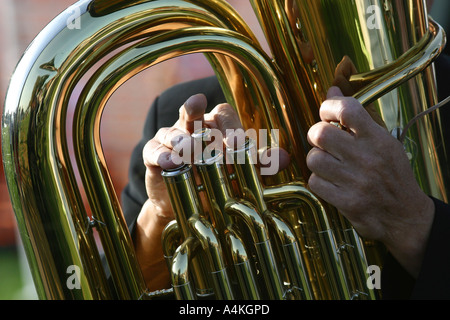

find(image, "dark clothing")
[121,55,450,299]
[381,197,450,299]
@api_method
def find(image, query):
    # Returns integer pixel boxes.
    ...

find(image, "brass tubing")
[317,230,350,300]
[224,201,284,300]
[264,183,351,299]
[226,140,313,298]
[342,227,377,300]
[353,18,446,106]
[194,139,271,300]
[226,229,260,300]
[3,0,446,301]
[264,184,332,233]
[196,160,267,299]
[162,220,181,272]
[227,139,267,211]
[161,165,202,237]
[1,0,116,299]
[1,0,266,299]
[162,165,235,299]
[171,237,198,300]
[264,211,312,300]
[188,217,234,300]
[162,165,213,298]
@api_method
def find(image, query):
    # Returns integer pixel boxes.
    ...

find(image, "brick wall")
[0,0,265,247]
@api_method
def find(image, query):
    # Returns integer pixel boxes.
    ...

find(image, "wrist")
[135,200,174,290]
[136,200,174,237]
[384,195,435,278]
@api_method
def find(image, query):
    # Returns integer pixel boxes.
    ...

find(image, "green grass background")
[0,247,37,300]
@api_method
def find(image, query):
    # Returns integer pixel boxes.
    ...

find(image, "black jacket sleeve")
[381,197,450,300]
[412,198,450,299]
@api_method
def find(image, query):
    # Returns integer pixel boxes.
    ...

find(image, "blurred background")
[0,0,448,300]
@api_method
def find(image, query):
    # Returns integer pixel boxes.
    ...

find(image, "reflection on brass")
[1,0,446,300]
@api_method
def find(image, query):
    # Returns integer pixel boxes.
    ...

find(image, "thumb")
[326,86,344,99]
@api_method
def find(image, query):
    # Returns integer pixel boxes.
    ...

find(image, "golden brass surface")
[2,0,446,300]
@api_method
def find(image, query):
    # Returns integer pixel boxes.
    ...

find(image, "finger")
[145,167,171,204]
[153,127,192,152]
[259,147,291,173]
[308,172,342,207]
[327,87,387,130]
[143,139,184,170]
[204,103,244,148]
[319,97,375,136]
[333,75,357,96]
[335,56,358,80]
[307,121,353,160]
[332,56,359,96]
[306,147,343,182]
[365,103,388,130]
[175,94,208,133]
[326,86,344,99]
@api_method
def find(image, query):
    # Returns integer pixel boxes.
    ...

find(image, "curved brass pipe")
[263,211,312,300]
[161,220,181,271]
[223,201,284,299]
[353,18,446,106]
[171,237,198,300]
[225,228,260,300]
[188,216,234,299]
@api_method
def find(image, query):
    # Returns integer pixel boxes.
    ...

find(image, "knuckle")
[337,97,360,119]
[155,127,170,140]
[143,139,157,157]
[310,123,330,147]
[216,103,234,114]
[167,126,179,136]
[337,101,353,120]
[215,104,240,125]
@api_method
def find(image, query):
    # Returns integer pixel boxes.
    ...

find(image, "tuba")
[2,0,447,300]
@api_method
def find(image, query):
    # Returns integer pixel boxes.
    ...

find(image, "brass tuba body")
[1,0,447,300]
